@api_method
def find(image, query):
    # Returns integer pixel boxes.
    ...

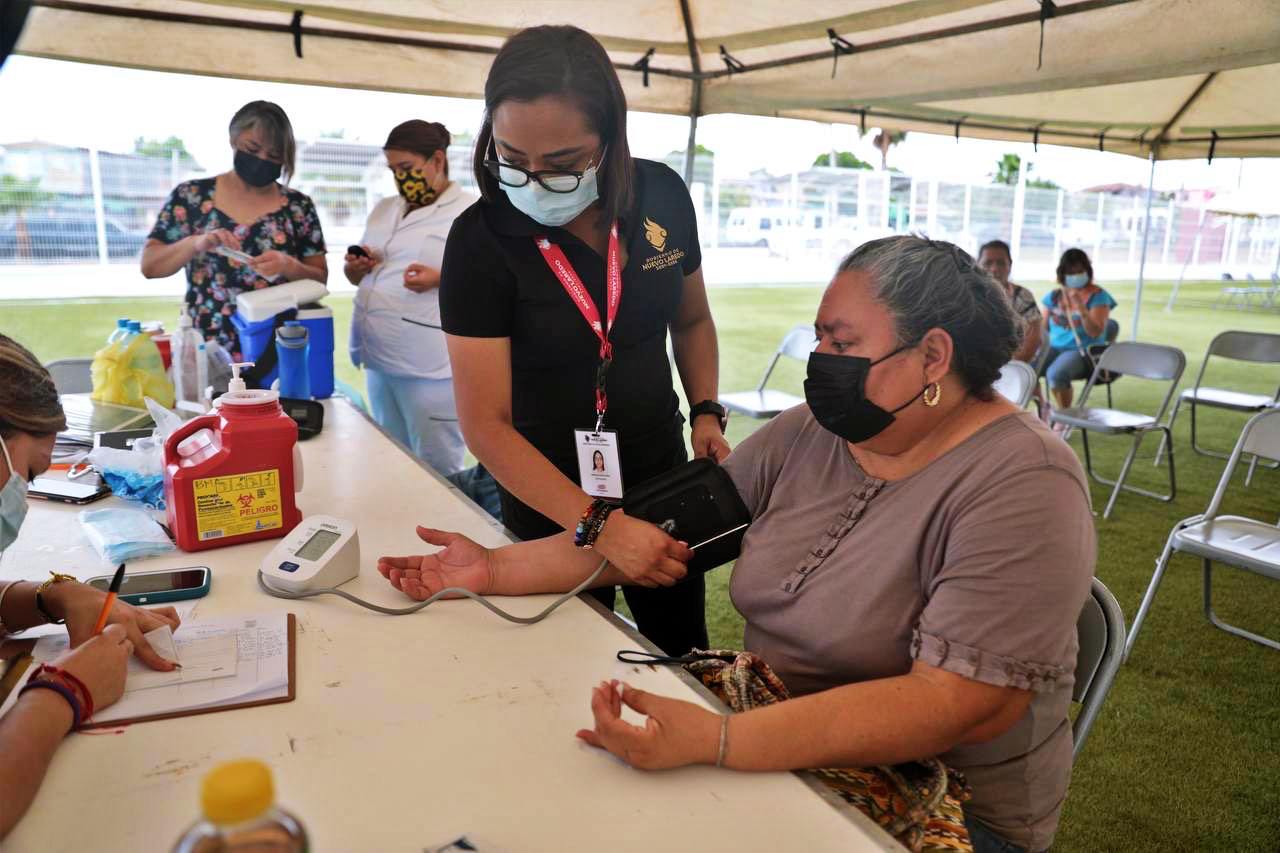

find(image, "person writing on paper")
[439,26,729,655]
[345,120,477,479]
[140,101,328,360]
[0,335,181,839]
[382,237,1094,853]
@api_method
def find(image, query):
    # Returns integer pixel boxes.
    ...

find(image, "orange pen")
[92,564,126,635]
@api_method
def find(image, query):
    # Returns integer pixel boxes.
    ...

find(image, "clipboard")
[0,614,296,730]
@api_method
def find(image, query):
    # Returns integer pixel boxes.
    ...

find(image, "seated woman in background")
[0,335,181,839]
[1040,248,1117,415]
[378,236,1095,853]
[140,100,327,360]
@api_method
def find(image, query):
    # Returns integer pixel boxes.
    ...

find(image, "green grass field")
[3,276,1280,852]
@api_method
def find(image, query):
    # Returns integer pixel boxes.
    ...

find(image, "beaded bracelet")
[19,680,83,731]
[31,664,95,722]
[574,500,619,549]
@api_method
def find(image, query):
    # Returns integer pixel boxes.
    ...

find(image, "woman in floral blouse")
[141,101,327,359]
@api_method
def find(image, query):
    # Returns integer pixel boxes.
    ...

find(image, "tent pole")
[677,0,702,187]
[1166,204,1206,311]
[1131,153,1157,340]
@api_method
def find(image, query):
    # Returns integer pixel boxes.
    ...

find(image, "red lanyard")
[535,222,621,427]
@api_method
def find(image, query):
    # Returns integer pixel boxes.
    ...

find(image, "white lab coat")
[349,182,475,379]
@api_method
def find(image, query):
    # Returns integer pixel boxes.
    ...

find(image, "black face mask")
[803,347,927,443]
[234,150,282,187]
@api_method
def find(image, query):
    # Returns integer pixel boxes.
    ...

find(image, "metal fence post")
[927,180,939,238]
[1161,198,1176,264]
[1010,169,1026,266]
[88,148,109,266]
[962,183,972,236]
[1093,193,1105,261]
[710,155,720,249]
[881,172,891,230]
[1053,189,1064,261]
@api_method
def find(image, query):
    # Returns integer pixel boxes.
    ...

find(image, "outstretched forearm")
[489,532,628,594]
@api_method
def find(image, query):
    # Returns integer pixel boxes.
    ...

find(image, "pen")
[92,563,126,636]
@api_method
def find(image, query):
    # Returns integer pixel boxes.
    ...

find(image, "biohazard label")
[192,468,283,541]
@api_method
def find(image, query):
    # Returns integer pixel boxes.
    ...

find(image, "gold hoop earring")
[923,382,942,407]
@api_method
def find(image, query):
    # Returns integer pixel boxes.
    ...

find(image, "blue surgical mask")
[500,154,601,227]
[1064,272,1090,289]
[0,434,29,552]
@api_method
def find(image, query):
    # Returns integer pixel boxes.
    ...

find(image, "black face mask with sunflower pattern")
[393,168,438,207]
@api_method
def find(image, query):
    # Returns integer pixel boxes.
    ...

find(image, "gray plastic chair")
[1126,408,1280,659]
[44,358,94,394]
[992,360,1037,409]
[1073,577,1126,757]
[719,324,815,419]
[1155,331,1280,484]
[1049,341,1186,519]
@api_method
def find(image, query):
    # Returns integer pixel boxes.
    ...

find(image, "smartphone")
[87,566,211,606]
[346,244,369,259]
[28,477,112,505]
[213,245,256,266]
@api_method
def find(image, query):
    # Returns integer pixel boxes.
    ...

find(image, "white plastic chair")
[992,360,1037,409]
[44,358,93,394]
[1155,331,1280,484]
[719,324,815,419]
[1126,408,1280,659]
[1073,577,1126,757]
[1049,342,1186,519]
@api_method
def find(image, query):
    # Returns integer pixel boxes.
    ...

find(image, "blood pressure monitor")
[261,515,360,594]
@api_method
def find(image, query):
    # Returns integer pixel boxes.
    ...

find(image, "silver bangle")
[715,714,730,768]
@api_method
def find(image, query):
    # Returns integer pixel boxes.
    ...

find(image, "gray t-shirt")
[723,405,1095,851]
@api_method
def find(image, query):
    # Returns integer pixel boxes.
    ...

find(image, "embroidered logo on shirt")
[643,217,668,251]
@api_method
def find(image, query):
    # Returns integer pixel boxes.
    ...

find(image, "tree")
[872,130,907,170]
[133,135,194,161]
[0,175,54,260]
[812,151,873,170]
[319,128,347,139]
[990,153,1059,190]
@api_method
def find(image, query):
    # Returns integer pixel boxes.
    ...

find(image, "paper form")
[124,625,238,692]
[12,613,289,724]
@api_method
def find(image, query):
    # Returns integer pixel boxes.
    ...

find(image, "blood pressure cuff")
[623,457,750,575]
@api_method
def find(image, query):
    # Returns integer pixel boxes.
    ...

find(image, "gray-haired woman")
[140,100,328,360]
[377,236,1095,853]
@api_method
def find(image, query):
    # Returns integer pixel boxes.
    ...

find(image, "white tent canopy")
[14,0,1280,162]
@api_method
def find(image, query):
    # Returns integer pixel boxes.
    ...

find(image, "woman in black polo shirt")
[440,25,729,655]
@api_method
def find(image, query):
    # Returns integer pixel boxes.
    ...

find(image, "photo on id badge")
[575,429,623,499]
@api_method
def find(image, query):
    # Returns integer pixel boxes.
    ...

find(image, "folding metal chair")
[992,360,1037,408]
[1049,342,1186,519]
[44,358,94,394]
[1126,408,1280,659]
[719,324,815,419]
[1073,577,1125,757]
[1155,331,1280,484]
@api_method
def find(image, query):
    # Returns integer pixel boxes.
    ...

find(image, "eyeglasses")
[482,144,603,194]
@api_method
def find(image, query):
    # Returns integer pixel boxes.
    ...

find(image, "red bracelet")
[33,664,95,723]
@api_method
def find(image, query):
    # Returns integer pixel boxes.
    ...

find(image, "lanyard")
[535,222,621,430]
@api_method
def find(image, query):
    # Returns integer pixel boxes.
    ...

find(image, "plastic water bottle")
[172,760,308,852]
[172,313,209,409]
[275,321,310,400]
[108,318,131,345]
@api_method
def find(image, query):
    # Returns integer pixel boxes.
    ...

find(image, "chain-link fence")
[3,139,1277,296]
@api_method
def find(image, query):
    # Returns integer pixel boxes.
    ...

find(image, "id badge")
[575,429,623,499]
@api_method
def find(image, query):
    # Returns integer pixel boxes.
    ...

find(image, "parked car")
[0,215,147,262]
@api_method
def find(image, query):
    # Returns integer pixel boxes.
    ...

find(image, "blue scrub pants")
[365,367,467,477]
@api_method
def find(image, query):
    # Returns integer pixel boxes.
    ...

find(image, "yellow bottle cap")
[201,760,275,826]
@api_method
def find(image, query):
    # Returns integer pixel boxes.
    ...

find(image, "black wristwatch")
[689,400,728,433]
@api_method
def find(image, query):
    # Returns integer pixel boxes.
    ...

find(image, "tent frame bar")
[26,0,1280,156]
[679,0,703,186]
[30,0,1137,86]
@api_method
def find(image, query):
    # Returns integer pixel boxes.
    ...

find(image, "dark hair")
[837,236,1020,402]
[1056,247,1094,284]
[229,101,297,183]
[385,120,451,177]
[978,239,1012,262]
[0,334,66,438]
[472,25,634,228]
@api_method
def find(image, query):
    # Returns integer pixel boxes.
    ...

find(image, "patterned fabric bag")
[682,649,973,853]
